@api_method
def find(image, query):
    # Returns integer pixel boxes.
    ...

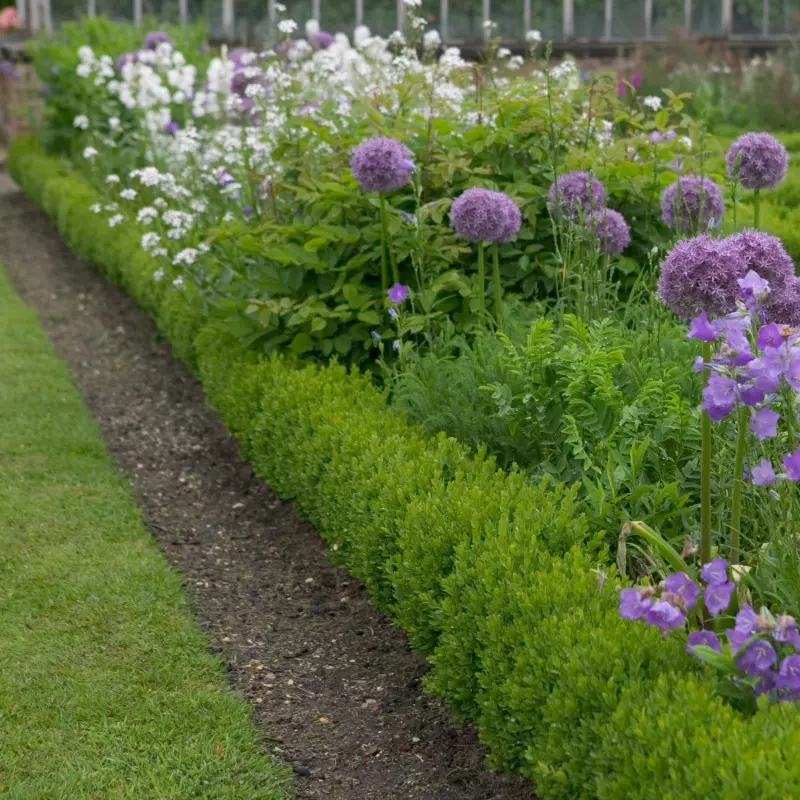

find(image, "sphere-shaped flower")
[450,188,522,243]
[657,234,747,319]
[763,277,800,327]
[311,31,334,49]
[727,132,788,190]
[144,31,173,50]
[729,230,794,293]
[660,176,724,232]
[548,171,606,220]
[350,136,414,193]
[586,209,631,254]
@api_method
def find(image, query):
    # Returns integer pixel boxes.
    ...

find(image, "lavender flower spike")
[350,136,414,193]
[451,189,522,244]
[660,176,724,233]
[585,209,631,255]
[727,132,788,190]
[547,171,606,220]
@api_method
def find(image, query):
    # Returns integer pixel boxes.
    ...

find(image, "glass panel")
[320,0,356,37]
[650,0,683,36]
[772,0,800,34]
[574,0,604,38]
[521,0,560,39]
[689,0,721,34]
[732,0,762,34]
[94,0,134,20]
[612,0,646,36]
[363,0,397,36]
[447,0,482,40]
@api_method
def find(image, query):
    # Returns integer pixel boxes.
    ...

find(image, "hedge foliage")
[10,134,800,798]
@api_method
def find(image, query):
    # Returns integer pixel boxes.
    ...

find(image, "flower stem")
[701,341,713,566]
[492,243,503,322]
[730,405,748,566]
[378,196,389,296]
[477,240,485,317]
[380,195,400,285]
[754,189,761,229]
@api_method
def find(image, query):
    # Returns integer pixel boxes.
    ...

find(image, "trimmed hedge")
[10,134,800,798]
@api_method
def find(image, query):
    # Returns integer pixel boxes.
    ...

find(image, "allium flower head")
[657,235,747,319]
[729,230,794,293]
[586,209,631,254]
[660,176,724,232]
[548,171,606,220]
[144,31,173,50]
[311,31,334,49]
[451,188,522,243]
[350,137,414,193]
[763,277,800,327]
[116,51,138,71]
[727,132,788,190]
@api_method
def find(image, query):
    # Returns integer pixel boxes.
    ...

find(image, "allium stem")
[701,341,713,566]
[378,196,389,296]
[379,195,400,287]
[477,240,485,317]
[492,243,503,322]
[730,405,748,566]
[753,189,761,229]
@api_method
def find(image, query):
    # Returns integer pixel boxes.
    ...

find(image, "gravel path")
[0,170,531,800]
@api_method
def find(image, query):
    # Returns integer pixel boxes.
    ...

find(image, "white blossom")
[278,19,298,34]
[83,146,98,159]
[643,96,662,111]
[73,115,89,130]
[153,268,165,282]
[141,232,162,251]
[172,275,185,290]
[120,188,137,200]
[173,248,199,266]
[108,214,124,227]
[106,174,120,183]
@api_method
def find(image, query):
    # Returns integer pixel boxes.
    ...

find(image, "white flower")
[173,248,199,266]
[497,47,510,59]
[78,45,94,62]
[305,18,320,37]
[680,136,692,150]
[141,232,161,251]
[106,174,120,184]
[120,188,137,200]
[154,198,168,208]
[137,207,159,224]
[151,247,168,258]
[354,25,371,46]
[172,276,185,290]
[83,146,98,159]
[508,56,524,70]
[153,268,165,282]
[423,30,441,50]
[108,214,124,227]
[525,29,542,43]
[403,0,421,6]
[278,19,297,34]
[643,95,662,111]
[274,2,286,10]
[76,64,91,78]
[73,114,89,130]
[90,203,102,213]
[109,116,121,130]
[222,211,235,222]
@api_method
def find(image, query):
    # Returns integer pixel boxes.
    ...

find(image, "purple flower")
[730,230,794,294]
[370,330,381,341]
[702,374,738,421]
[757,323,785,350]
[229,47,253,66]
[311,31,334,49]
[687,312,717,342]
[752,458,777,486]
[388,282,409,303]
[664,572,700,609]
[704,581,735,616]
[388,307,398,320]
[392,339,400,351]
[451,188,522,244]
[686,629,722,655]
[585,209,631,254]
[547,171,606,220]
[738,270,771,311]
[727,132,788,190]
[660,176,725,233]
[350,136,414,193]
[619,588,653,620]
[665,130,677,141]
[728,605,758,653]
[165,121,179,134]
[645,599,686,631]
[783,448,800,481]
[741,385,765,406]
[777,655,800,691]
[749,406,780,439]
[736,639,778,676]
[763,277,800,327]
[116,51,138,71]
[242,204,252,217]
[144,31,173,50]
[650,131,663,143]
[657,235,747,319]
[701,558,729,585]
[399,210,417,225]
[218,169,235,187]
[775,615,800,650]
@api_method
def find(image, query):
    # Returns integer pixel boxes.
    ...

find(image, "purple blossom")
[370,330,381,341]
[144,31,173,50]
[116,52,139,71]
[165,121,179,134]
[727,132,788,190]
[687,312,717,342]
[704,581,735,616]
[229,47,253,66]
[737,270,771,311]
[749,406,780,439]
[701,558,728,585]
[665,130,677,141]
[650,131,663,143]
[585,209,631,254]
[619,588,653,620]
[660,176,725,233]
[645,599,686,631]
[451,188,522,243]
[775,615,800,650]
[752,458,777,486]
[777,655,800,691]
[757,323,785,350]
[350,136,414,193]
[730,230,794,294]
[664,572,700,609]
[388,282,409,303]
[692,355,706,372]
[741,385,765,406]
[388,307,398,320]
[242,204,252,217]
[686,629,722,655]
[736,639,778,676]
[657,235,747,319]
[311,31,334,49]
[783,448,800,481]
[763,278,800,327]
[547,171,606,220]
[728,605,758,653]
[392,339,400,351]
[702,373,738,421]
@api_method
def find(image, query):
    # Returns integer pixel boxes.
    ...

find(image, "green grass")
[0,264,290,799]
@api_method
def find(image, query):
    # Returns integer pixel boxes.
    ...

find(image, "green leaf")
[290,332,314,355]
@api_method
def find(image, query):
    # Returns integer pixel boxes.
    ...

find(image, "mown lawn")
[0,263,289,799]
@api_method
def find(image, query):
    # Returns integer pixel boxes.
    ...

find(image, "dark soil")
[0,171,531,800]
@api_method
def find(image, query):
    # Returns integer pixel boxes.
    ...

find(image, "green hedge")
[10,134,800,798]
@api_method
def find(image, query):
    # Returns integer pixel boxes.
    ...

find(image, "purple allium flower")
[729,230,793,293]
[645,599,686,631]
[165,121,179,134]
[547,171,606,220]
[775,615,800,650]
[311,31,334,48]
[783,448,800,481]
[727,132,788,190]
[116,51,139,71]
[661,176,724,233]
[752,458,777,486]
[451,188,522,244]
[687,312,717,342]
[664,572,700,609]
[619,588,653,620]
[144,31,173,50]
[350,136,414,193]
[687,629,722,655]
[657,235,747,319]
[702,373,738,421]
[764,278,800,327]
[388,282,409,303]
[229,47,253,66]
[585,209,631,254]
[750,406,780,439]
[704,581,736,616]
[737,639,778,676]
[701,558,728,585]
[757,323,785,350]
[777,655,800,691]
